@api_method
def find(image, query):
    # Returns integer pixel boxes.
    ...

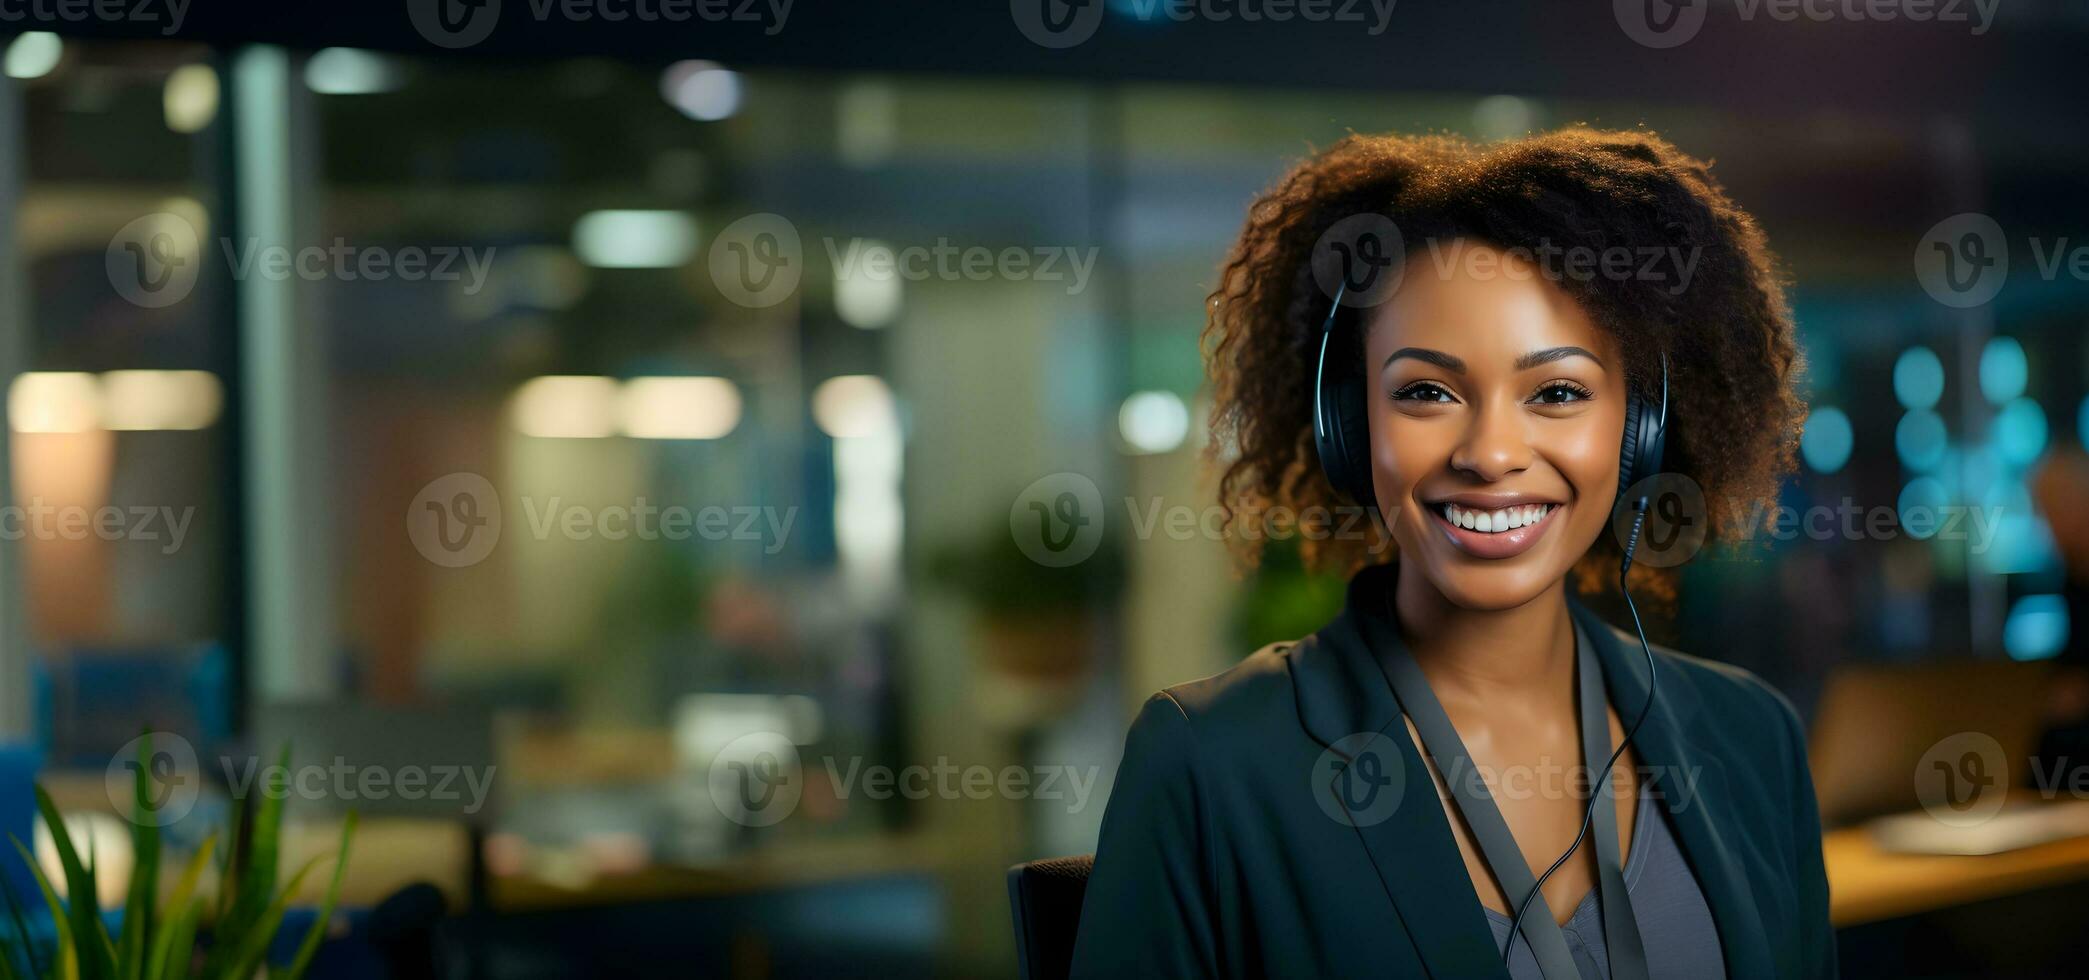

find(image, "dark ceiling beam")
[18,1,2078,122]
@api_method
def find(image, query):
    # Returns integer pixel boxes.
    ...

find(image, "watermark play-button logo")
[410,0,502,49]
[1010,472,1104,567]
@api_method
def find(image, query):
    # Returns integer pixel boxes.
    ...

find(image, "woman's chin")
[1417,557,1561,612]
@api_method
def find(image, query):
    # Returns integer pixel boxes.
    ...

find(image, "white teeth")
[1441,502,1552,533]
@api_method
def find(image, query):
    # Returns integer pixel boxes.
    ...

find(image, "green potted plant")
[927,513,1125,684]
[1232,537,1349,655]
[0,737,356,980]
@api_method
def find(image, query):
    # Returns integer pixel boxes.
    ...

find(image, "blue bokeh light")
[1975,514,2058,577]
[1897,476,1950,539]
[1982,477,2032,514]
[1894,409,1948,472]
[1801,406,1853,474]
[2004,594,2071,662]
[1995,398,2048,466]
[1979,336,2027,404]
[1893,347,1945,410]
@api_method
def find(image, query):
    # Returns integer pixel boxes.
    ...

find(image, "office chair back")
[1007,853,1094,980]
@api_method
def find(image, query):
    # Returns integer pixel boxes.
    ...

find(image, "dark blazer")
[1070,562,1835,978]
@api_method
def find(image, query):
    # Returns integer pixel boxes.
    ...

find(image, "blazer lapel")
[1293,564,1508,980]
[1570,601,1776,980]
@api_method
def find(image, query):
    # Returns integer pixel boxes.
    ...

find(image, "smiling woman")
[1202,129,1805,593]
[1071,129,1829,980]
[1363,239,1643,609]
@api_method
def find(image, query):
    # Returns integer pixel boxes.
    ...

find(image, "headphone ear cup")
[1617,386,1670,513]
[1616,392,1645,508]
[1312,323,1377,510]
[1326,374,1375,507]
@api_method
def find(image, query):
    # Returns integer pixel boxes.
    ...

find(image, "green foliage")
[0,737,357,980]
[924,513,1126,620]
[1233,537,1348,653]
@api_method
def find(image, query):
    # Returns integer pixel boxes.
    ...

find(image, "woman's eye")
[1531,382,1593,405]
[1392,382,1456,404]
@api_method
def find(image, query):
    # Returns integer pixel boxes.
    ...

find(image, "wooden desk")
[1825,826,2089,926]
[489,832,940,912]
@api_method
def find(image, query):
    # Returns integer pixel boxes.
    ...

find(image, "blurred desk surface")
[489,832,942,913]
[1825,825,2089,926]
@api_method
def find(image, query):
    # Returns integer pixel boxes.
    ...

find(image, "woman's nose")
[1448,402,1533,482]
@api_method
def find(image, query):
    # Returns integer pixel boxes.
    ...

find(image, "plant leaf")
[144,900,198,980]
[0,879,22,980]
[218,855,323,980]
[10,836,79,980]
[143,838,213,980]
[213,796,242,928]
[117,733,161,980]
[228,745,287,935]
[0,927,19,980]
[1,859,49,980]
[30,791,112,980]
[279,813,355,980]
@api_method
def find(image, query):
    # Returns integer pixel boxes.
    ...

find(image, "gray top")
[1486,780,1727,980]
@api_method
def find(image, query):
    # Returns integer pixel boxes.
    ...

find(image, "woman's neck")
[1392,567,1577,708]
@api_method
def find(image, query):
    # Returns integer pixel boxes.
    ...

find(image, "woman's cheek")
[1557,418,1622,497]
[1372,420,1444,525]
[1554,420,1624,546]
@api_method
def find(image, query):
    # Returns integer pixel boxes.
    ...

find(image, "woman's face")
[1362,239,1629,611]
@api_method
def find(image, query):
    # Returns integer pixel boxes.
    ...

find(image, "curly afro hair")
[1202,127,1804,590]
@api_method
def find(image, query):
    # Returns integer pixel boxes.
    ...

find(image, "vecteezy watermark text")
[222,755,497,814]
[1615,0,1999,49]
[106,732,496,826]
[0,0,190,35]
[825,756,1098,811]
[705,731,1102,827]
[0,500,193,554]
[409,0,790,48]
[1613,472,2007,569]
[700,213,1100,308]
[1009,472,1387,568]
[1307,214,1706,307]
[408,473,797,569]
[1415,237,1703,297]
[1738,497,2001,551]
[822,237,1099,296]
[1011,0,1399,49]
[107,212,496,309]
[518,496,795,552]
[220,238,495,294]
[1311,730,1704,828]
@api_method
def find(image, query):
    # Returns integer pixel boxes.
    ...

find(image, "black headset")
[1309,277,1672,967]
[1311,280,1669,515]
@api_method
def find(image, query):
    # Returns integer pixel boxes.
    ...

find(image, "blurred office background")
[1,2,2088,977]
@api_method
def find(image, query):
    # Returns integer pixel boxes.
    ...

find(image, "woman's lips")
[1429,501,1561,560]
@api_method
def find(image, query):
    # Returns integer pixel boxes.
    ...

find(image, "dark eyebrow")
[1514,346,1604,371]
[1382,347,1466,373]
